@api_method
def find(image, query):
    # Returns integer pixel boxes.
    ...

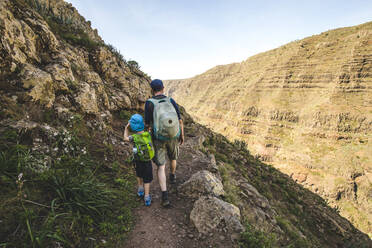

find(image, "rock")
[20,64,55,107]
[44,63,75,88]
[179,170,225,198]
[238,181,279,233]
[75,82,99,114]
[185,135,205,149]
[190,196,244,235]
[207,153,219,173]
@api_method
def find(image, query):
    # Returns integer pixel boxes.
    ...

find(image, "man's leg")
[157,164,167,191]
[153,139,170,207]
[170,160,177,174]
[169,160,177,184]
[168,139,179,184]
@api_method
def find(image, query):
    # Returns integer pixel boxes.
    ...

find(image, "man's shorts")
[134,160,153,183]
[153,138,179,166]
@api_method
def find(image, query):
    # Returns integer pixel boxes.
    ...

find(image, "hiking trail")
[123,137,236,248]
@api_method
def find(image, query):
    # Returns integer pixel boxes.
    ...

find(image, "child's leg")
[144,183,150,196]
[137,177,144,188]
[143,161,153,197]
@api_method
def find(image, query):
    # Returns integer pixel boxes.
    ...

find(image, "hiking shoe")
[161,191,170,208]
[169,173,176,184]
[161,198,170,208]
[137,187,144,197]
[144,195,152,206]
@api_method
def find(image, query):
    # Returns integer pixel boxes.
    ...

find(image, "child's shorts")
[134,160,153,183]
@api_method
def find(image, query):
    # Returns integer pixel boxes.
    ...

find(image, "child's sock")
[137,186,144,197]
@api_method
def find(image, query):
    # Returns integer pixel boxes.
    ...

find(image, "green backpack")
[132,132,155,162]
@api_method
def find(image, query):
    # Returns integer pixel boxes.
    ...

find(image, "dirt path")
[123,161,197,248]
[123,140,235,248]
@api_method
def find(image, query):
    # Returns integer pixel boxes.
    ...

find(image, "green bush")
[240,223,275,248]
[106,44,126,64]
[128,60,140,70]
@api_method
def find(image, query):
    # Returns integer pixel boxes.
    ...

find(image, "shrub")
[0,127,137,247]
[106,44,126,64]
[128,60,140,70]
[240,223,275,248]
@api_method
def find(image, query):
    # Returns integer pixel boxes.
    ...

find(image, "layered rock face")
[0,0,151,117]
[165,22,372,236]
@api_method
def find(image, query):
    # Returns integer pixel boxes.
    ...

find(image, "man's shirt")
[144,95,181,126]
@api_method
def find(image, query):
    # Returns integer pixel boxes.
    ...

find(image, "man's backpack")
[132,132,155,162]
[148,97,180,140]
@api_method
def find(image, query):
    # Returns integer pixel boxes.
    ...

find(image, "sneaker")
[169,173,176,184]
[137,187,144,197]
[144,195,152,206]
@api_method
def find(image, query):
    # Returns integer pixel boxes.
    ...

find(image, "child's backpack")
[132,132,155,162]
[148,97,180,140]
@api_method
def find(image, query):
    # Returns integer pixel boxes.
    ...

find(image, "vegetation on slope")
[0,106,139,247]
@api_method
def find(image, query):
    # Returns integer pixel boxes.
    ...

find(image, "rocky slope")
[0,0,371,247]
[165,21,372,238]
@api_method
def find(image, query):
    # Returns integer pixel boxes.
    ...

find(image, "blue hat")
[129,114,144,132]
[150,79,164,92]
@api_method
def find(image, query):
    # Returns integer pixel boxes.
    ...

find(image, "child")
[123,114,154,206]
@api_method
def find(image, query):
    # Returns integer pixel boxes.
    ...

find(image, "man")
[145,79,184,207]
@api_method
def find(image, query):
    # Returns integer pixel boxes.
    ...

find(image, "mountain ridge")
[165,20,372,237]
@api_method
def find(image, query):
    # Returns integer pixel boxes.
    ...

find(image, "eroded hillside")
[0,0,371,247]
[165,22,372,237]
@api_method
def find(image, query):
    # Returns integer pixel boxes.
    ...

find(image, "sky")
[66,0,372,79]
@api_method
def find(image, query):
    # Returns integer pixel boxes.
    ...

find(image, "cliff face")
[0,0,151,115]
[165,22,372,237]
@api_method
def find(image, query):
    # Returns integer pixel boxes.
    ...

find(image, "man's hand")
[179,134,184,145]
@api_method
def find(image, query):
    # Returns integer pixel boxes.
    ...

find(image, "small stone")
[219,235,225,241]
[188,234,194,239]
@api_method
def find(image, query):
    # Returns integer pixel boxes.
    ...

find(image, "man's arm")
[169,98,184,144]
[179,119,184,145]
[144,100,153,131]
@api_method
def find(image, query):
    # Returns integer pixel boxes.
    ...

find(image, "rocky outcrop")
[0,0,151,117]
[165,21,372,237]
[190,196,244,235]
[179,170,225,199]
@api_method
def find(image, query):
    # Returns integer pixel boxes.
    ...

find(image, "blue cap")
[150,79,164,92]
[129,114,144,132]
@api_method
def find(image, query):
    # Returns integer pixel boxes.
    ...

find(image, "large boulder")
[179,170,224,199]
[190,196,244,235]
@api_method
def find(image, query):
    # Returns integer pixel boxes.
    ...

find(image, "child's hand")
[125,123,130,129]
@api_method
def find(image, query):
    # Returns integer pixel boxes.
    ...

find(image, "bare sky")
[67,0,372,79]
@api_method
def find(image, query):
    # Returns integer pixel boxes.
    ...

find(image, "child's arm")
[123,123,130,141]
